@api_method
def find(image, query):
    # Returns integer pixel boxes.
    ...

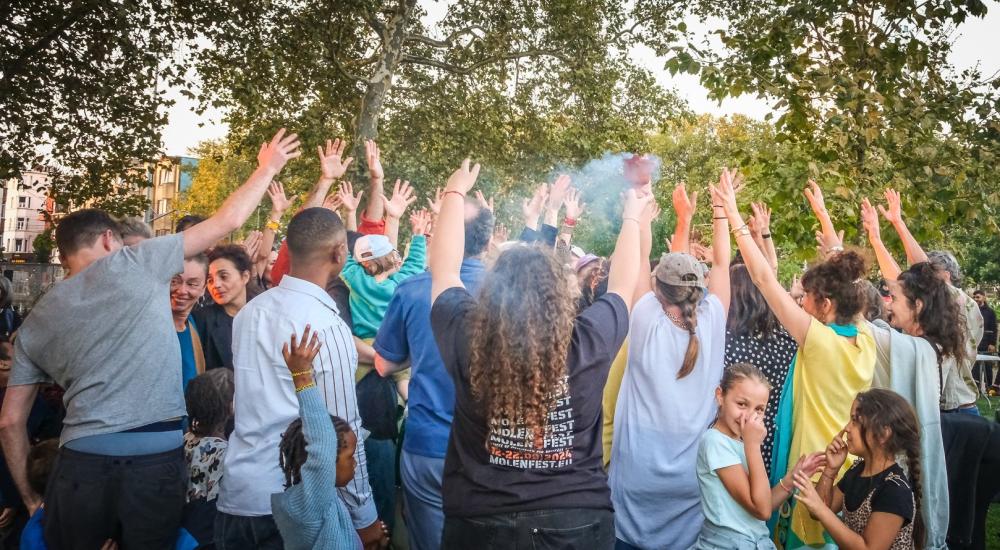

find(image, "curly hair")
[653,278,705,379]
[576,257,610,312]
[468,245,577,436]
[208,244,252,274]
[727,264,781,338]
[800,251,868,325]
[897,262,968,366]
[853,389,925,548]
[279,415,353,489]
[185,369,234,437]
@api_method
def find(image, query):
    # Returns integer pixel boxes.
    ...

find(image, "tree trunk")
[352,0,418,164]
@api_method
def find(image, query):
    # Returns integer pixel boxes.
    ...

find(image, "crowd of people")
[0,128,998,550]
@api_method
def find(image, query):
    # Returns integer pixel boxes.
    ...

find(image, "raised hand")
[242,230,263,261]
[825,428,849,473]
[258,129,302,173]
[493,223,509,244]
[268,180,295,215]
[547,174,572,211]
[364,139,384,181]
[322,193,343,212]
[750,202,771,233]
[878,188,903,225]
[426,187,443,216]
[337,182,364,212]
[691,242,714,264]
[790,451,827,480]
[382,179,417,219]
[281,325,322,377]
[814,229,844,258]
[622,188,654,221]
[474,190,495,213]
[860,198,881,241]
[740,411,767,448]
[410,209,432,236]
[445,159,482,195]
[521,183,548,223]
[708,168,739,218]
[317,138,354,181]
[564,188,585,221]
[803,179,827,215]
[672,182,698,221]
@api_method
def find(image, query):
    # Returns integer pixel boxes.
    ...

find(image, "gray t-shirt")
[10,233,186,445]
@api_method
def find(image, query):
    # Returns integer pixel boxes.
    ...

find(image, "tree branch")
[400,49,571,75]
[405,26,486,49]
[1,4,92,88]
[329,51,367,83]
[359,2,386,43]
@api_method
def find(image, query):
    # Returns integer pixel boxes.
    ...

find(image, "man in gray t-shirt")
[0,129,302,550]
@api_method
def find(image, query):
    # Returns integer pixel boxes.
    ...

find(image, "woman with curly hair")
[429,160,650,550]
[610,172,732,550]
[714,178,876,550]
[192,244,253,370]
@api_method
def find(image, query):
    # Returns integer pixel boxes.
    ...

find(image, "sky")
[160,2,1000,156]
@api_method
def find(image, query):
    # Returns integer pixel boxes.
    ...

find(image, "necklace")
[665,308,688,330]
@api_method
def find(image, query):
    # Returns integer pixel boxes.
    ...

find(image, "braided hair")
[185,369,234,438]
[278,415,353,489]
[854,389,925,549]
[654,278,705,379]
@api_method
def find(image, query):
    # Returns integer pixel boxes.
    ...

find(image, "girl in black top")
[793,389,921,550]
[193,244,252,370]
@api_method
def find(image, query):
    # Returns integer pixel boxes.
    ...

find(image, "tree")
[665,0,1000,247]
[32,228,54,263]
[0,0,223,213]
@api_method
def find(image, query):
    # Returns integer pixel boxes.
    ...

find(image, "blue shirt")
[373,258,486,458]
[178,320,198,392]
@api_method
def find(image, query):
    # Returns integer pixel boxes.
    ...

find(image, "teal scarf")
[768,323,858,539]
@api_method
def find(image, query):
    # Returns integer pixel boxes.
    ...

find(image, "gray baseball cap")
[654,252,706,287]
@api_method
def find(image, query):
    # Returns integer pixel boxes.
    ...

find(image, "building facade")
[146,156,198,235]
[1,168,57,261]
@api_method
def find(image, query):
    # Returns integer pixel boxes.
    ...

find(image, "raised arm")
[669,182,697,253]
[606,190,653,313]
[633,199,659,306]
[431,160,481,303]
[879,188,928,265]
[520,184,548,233]
[382,179,416,248]
[803,180,842,253]
[708,175,732,312]
[336,182,363,232]
[303,139,353,211]
[861,198,902,281]
[544,175,571,228]
[560,188,584,246]
[183,129,300,257]
[363,140,386,222]
[257,181,294,274]
[750,202,778,273]
[714,169,812,344]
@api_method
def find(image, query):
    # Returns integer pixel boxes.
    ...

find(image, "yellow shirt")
[786,318,875,547]
[602,341,629,469]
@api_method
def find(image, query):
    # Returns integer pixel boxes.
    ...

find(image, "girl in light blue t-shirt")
[691,364,824,550]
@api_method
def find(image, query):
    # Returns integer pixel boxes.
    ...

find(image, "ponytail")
[905,442,926,550]
[654,279,705,379]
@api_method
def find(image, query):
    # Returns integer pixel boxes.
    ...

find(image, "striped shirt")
[217,275,377,529]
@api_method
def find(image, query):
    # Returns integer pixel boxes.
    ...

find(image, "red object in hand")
[624,154,655,187]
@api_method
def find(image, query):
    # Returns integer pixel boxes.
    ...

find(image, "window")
[157,199,169,215]
[15,218,25,230]
[17,196,28,208]
[156,229,169,237]
[160,167,174,185]
[14,239,23,252]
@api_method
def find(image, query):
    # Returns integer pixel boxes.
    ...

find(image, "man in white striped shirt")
[216,207,383,549]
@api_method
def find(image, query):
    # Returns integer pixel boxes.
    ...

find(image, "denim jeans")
[365,436,397,532]
[213,512,283,550]
[442,508,614,550]
[43,447,186,550]
[401,450,445,550]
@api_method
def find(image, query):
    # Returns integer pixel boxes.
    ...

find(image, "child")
[184,368,234,502]
[793,388,921,550]
[271,326,389,550]
[691,364,824,550]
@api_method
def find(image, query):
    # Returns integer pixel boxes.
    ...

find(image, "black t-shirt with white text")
[431,287,629,517]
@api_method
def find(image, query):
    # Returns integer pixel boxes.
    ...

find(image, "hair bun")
[826,250,867,280]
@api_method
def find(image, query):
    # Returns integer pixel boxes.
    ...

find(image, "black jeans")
[213,511,284,550]
[44,447,186,550]
[442,508,614,550]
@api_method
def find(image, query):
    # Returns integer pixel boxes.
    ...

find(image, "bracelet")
[563,217,577,227]
[622,217,641,225]
[762,233,772,239]
[265,219,280,231]
[733,226,752,238]
[713,216,728,220]
[730,223,749,235]
[713,204,723,209]
[443,190,465,199]
[290,370,313,377]
[295,382,316,393]
[828,245,844,252]
[778,478,792,492]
